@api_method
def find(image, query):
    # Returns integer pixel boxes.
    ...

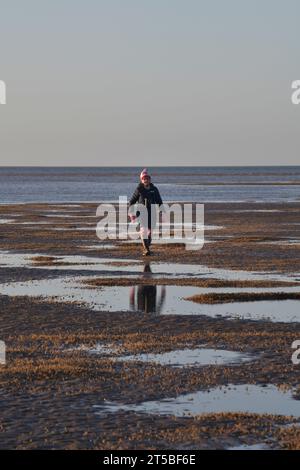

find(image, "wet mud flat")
[0,200,300,270]
[1,201,300,449]
[1,294,300,449]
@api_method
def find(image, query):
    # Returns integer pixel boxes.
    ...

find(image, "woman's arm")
[129,186,140,206]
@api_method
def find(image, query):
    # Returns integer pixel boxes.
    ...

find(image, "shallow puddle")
[95,285,300,321]
[124,238,216,245]
[43,214,86,218]
[0,219,16,224]
[182,294,300,323]
[115,347,254,367]
[93,384,300,417]
[0,251,143,272]
[73,343,116,355]
[50,224,221,237]
[13,221,64,225]
[0,249,299,283]
[227,443,270,450]
[260,239,300,246]
[1,278,300,322]
[49,204,82,208]
[82,244,117,250]
[232,209,282,213]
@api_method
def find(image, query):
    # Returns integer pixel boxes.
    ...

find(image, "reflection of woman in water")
[129,263,166,314]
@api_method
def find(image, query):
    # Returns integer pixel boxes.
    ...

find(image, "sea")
[0,166,300,204]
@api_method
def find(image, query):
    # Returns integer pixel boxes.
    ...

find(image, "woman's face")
[142,175,150,187]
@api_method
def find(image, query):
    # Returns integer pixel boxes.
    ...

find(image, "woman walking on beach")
[129,169,163,256]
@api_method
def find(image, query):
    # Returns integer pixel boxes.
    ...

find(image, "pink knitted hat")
[140,168,150,181]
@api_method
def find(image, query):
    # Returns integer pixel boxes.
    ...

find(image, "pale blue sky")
[0,0,299,165]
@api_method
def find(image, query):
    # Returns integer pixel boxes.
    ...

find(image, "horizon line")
[1,164,300,169]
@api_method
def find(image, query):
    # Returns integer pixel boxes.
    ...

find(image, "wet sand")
[1,202,300,449]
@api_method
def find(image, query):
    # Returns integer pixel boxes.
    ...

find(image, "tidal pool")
[115,347,254,367]
[0,250,299,283]
[1,277,300,322]
[93,384,300,418]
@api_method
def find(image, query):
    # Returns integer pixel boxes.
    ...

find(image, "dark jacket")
[129,183,163,209]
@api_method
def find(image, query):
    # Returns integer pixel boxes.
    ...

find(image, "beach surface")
[1,199,300,449]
